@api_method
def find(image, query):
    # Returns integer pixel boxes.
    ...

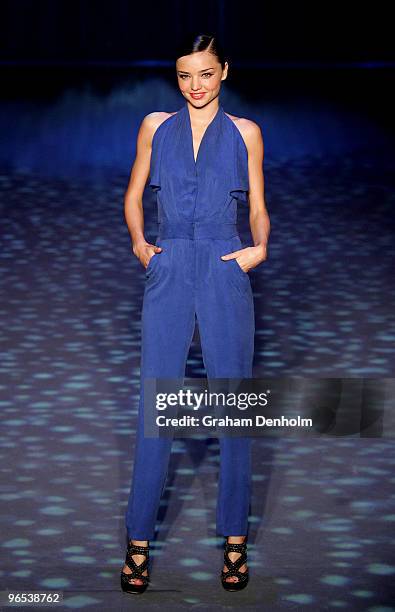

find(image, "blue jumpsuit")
[125,100,255,540]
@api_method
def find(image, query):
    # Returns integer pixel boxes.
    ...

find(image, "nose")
[191,78,202,91]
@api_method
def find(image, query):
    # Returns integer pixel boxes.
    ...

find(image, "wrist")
[132,237,147,255]
[255,242,267,255]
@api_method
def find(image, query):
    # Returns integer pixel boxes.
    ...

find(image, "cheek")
[207,78,221,91]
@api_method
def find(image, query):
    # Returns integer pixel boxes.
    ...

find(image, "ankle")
[129,539,149,546]
[226,535,247,544]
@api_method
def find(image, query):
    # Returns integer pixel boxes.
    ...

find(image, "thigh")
[196,238,255,378]
[141,239,196,377]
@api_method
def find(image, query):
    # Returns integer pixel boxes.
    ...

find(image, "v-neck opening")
[185,102,222,166]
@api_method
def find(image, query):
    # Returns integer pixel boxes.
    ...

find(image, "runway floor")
[1,149,395,610]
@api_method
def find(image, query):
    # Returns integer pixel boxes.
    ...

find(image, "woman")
[121,33,270,594]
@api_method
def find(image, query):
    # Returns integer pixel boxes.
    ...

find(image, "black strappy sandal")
[120,540,150,595]
[221,538,249,591]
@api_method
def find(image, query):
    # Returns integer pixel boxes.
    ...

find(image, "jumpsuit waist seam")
[158,221,239,240]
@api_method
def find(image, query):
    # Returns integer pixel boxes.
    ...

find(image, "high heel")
[120,540,150,595]
[221,537,249,591]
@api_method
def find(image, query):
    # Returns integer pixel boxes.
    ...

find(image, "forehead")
[176,50,218,72]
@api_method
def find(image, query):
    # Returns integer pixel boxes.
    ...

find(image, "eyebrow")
[177,67,215,74]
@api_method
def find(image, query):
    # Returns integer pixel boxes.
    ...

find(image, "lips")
[190,93,206,99]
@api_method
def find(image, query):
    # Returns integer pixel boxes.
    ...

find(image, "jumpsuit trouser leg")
[125,244,196,540]
[195,237,255,537]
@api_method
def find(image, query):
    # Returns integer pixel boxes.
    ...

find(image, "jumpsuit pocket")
[233,257,248,277]
[227,258,251,296]
[145,253,160,278]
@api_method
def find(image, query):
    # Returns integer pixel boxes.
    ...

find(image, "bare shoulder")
[141,111,178,144]
[224,112,263,151]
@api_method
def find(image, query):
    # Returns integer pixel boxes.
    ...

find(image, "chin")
[191,95,214,104]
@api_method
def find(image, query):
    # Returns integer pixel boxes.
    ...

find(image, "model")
[121,33,270,594]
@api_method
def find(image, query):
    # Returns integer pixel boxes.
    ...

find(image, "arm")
[245,120,270,260]
[221,119,270,272]
[123,113,164,268]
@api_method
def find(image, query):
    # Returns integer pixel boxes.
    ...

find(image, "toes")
[122,563,147,586]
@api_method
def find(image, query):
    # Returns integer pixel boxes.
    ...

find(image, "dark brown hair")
[175,33,228,69]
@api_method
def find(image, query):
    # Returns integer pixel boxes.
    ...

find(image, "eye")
[178,74,189,80]
[202,72,213,78]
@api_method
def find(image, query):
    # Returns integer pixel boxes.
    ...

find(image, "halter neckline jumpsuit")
[125,100,255,539]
